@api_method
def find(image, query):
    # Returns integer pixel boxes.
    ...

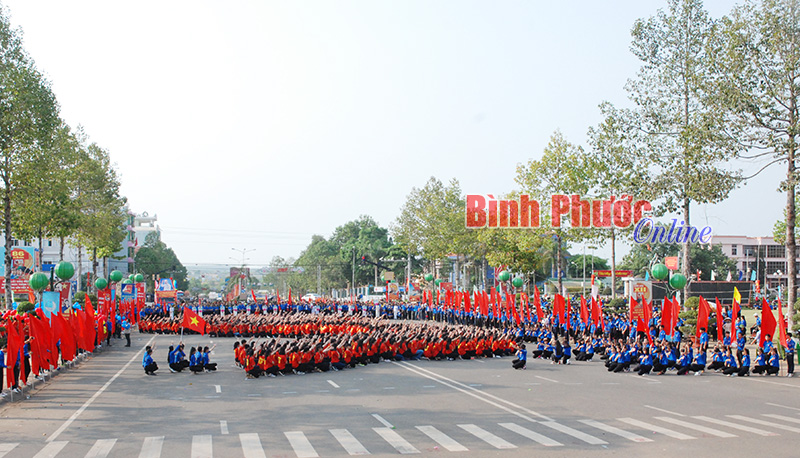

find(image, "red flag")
[6,318,23,387]
[579,296,588,325]
[54,314,76,362]
[288,287,293,306]
[276,288,281,304]
[731,299,740,343]
[565,296,571,330]
[697,296,710,339]
[714,297,724,342]
[84,297,97,350]
[760,298,777,347]
[491,288,498,317]
[251,289,257,303]
[465,291,471,313]
[181,307,207,334]
[509,294,520,325]
[778,299,788,348]
[642,299,653,344]
[591,296,600,326]
[534,287,543,322]
[480,290,489,316]
[661,297,672,336]
[554,294,565,323]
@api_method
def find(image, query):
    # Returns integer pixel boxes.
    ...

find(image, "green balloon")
[121,278,134,285]
[380,273,385,282]
[435,278,443,286]
[651,263,669,281]
[498,271,511,282]
[54,262,75,281]
[109,270,123,282]
[134,273,144,283]
[95,277,108,290]
[29,272,49,291]
[128,274,135,282]
[669,274,687,290]
[424,274,434,282]
[512,277,524,288]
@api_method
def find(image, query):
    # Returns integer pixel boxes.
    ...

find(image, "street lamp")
[231,248,255,298]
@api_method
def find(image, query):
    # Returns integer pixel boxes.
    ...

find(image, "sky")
[1,0,785,268]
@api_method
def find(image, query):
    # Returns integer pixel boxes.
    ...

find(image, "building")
[711,235,795,290]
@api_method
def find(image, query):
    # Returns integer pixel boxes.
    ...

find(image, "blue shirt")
[518,349,527,361]
[143,353,154,367]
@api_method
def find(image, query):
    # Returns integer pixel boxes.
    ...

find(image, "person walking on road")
[122,318,131,347]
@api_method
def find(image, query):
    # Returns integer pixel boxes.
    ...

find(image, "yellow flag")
[733,287,741,304]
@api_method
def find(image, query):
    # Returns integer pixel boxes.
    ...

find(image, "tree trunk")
[91,247,98,293]
[76,245,83,292]
[3,161,12,309]
[611,228,617,301]
[786,117,797,329]
[682,196,691,301]
[37,228,43,271]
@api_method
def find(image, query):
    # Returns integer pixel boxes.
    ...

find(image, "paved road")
[2,332,800,457]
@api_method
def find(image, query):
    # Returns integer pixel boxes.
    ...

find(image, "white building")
[711,235,795,290]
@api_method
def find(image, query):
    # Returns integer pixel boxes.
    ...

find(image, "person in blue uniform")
[752,348,768,375]
[143,346,158,375]
[785,332,795,377]
[737,348,751,377]
[766,348,780,376]
[512,344,527,370]
[637,348,653,376]
[722,348,739,376]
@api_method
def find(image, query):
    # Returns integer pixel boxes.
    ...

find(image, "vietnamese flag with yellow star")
[181,307,207,334]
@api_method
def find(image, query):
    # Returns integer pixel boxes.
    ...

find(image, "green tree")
[134,232,188,292]
[712,0,800,327]
[0,7,60,306]
[515,131,597,294]
[626,0,742,294]
[566,254,609,279]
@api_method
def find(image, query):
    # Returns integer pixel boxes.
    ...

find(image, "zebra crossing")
[2,412,798,457]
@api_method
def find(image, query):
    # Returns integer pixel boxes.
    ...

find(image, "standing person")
[512,344,527,370]
[122,318,131,347]
[0,343,5,398]
[786,332,796,377]
[143,346,158,375]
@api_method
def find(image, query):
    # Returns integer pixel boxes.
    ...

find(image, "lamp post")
[231,248,255,299]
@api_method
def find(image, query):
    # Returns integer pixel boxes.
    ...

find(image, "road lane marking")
[540,421,607,445]
[416,425,469,451]
[383,387,395,390]
[283,391,298,394]
[458,424,516,449]
[373,428,420,454]
[766,402,800,412]
[85,439,117,458]
[395,362,551,422]
[0,444,18,458]
[330,429,370,455]
[626,374,661,384]
[33,441,68,458]
[422,385,436,388]
[372,414,394,428]
[327,380,340,388]
[220,421,229,435]
[764,414,800,425]
[644,405,685,417]
[655,417,736,438]
[534,376,559,383]
[499,422,562,446]
[138,436,164,458]
[693,416,778,436]
[240,433,267,458]
[578,419,653,442]
[214,385,221,393]
[285,431,319,458]
[617,418,694,440]
[727,415,800,433]
[48,336,155,442]
[191,435,213,458]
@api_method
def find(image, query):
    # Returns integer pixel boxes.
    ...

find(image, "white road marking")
[0,443,18,458]
[626,374,661,384]
[372,414,394,428]
[285,431,319,458]
[766,402,800,412]
[747,378,800,389]
[540,421,607,445]
[383,387,395,390]
[469,384,483,387]
[728,415,800,433]
[534,375,559,383]
[240,433,267,458]
[617,418,695,440]
[48,336,155,442]
[138,436,164,458]
[422,385,436,388]
[693,416,779,436]
[33,441,68,458]
[395,362,551,422]
[316,390,329,393]
[327,380,340,388]
[601,382,620,385]
[214,385,221,393]
[373,427,420,454]
[579,419,653,443]
[283,391,298,394]
[655,417,736,438]
[458,424,516,449]
[499,422,562,446]
[764,413,800,425]
[220,421,229,435]
[85,439,117,458]
[644,405,685,417]
[191,435,213,458]
[330,429,370,455]
[416,425,469,451]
